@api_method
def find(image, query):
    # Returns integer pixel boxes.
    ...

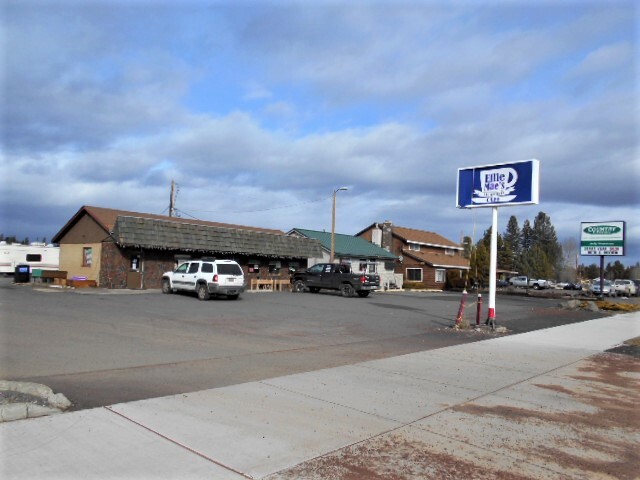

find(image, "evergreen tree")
[497,234,512,274]
[521,220,534,251]
[503,215,520,272]
[532,212,562,277]
[472,241,490,288]
[472,227,510,286]
[605,261,626,279]
[583,264,600,279]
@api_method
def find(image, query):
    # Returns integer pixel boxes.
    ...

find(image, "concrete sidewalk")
[2,313,638,479]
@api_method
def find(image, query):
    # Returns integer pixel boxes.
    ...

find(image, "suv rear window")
[218,264,243,275]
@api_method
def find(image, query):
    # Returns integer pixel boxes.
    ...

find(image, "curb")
[0,381,72,423]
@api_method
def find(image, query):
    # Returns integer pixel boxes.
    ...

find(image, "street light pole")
[331,187,348,263]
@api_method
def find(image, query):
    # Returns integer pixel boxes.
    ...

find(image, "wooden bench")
[274,279,292,292]
[250,279,274,291]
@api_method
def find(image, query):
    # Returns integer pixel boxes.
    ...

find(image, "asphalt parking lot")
[0,277,607,411]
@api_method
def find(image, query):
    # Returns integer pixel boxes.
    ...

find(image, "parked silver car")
[590,279,616,297]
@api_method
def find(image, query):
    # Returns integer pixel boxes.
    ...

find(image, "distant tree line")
[0,234,47,245]
[463,212,639,285]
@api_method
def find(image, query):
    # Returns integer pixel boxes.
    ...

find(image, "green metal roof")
[292,228,397,260]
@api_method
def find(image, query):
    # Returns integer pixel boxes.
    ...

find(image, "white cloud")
[571,42,634,78]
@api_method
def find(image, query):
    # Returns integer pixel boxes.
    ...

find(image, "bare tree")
[560,238,579,281]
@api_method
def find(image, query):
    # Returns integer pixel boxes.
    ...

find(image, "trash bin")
[14,264,31,283]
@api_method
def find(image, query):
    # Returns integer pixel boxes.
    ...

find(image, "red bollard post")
[476,293,482,326]
[455,289,468,327]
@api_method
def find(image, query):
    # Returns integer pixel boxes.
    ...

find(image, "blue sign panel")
[457,159,540,208]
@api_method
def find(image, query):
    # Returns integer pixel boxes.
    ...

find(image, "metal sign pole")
[599,255,605,300]
[487,206,498,328]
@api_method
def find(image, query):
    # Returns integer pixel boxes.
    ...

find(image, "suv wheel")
[162,279,172,294]
[197,283,210,301]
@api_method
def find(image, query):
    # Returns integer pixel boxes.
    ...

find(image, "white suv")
[162,259,245,300]
[613,279,637,297]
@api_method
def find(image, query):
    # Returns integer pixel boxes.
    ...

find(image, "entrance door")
[127,255,142,289]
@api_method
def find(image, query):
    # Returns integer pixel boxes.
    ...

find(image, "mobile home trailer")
[0,242,60,274]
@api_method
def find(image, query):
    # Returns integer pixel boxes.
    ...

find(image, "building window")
[406,268,422,282]
[248,259,261,273]
[359,260,376,273]
[445,249,455,256]
[288,262,299,273]
[82,247,92,267]
[436,269,445,283]
[26,254,42,262]
[269,261,281,274]
[130,255,140,271]
[409,243,420,251]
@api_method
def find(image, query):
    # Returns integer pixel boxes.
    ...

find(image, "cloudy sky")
[1,0,638,265]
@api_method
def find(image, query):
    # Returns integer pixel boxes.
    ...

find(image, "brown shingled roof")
[53,205,283,242]
[403,249,470,269]
[113,215,322,258]
[393,225,461,249]
[84,206,284,234]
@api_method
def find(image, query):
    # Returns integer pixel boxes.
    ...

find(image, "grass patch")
[624,337,640,346]
[592,301,640,312]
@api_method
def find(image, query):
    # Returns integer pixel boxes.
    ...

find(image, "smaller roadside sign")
[580,221,625,256]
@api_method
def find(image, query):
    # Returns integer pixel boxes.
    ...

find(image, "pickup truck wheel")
[357,291,370,298]
[162,279,172,294]
[532,283,540,290]
[340,283,355,298]
[197,284,210,301]
[293,280,306,293]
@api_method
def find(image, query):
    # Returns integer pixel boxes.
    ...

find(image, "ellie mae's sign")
[580,221,625,256]
[457,159,540,208]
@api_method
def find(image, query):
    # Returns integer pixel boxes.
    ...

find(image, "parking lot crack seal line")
[104,406,254,479]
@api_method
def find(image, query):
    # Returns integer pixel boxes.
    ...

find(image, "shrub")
[403,282,427,290]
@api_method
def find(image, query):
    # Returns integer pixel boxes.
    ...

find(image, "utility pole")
[330,187,348,263]
[169,180,176,217]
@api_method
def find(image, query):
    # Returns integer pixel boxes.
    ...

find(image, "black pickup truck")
[291,263,380,297]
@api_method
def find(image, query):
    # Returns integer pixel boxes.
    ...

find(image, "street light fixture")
[331,187,348,263]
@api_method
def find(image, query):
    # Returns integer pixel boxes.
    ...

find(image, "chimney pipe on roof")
[382,220,393,251]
